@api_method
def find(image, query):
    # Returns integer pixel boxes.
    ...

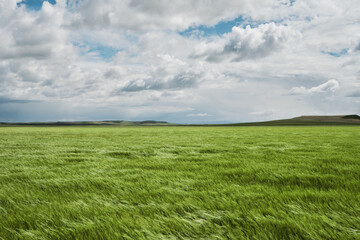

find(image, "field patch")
[0,126,359,239]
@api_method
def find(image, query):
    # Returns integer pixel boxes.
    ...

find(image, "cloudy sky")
[0,0,360,123]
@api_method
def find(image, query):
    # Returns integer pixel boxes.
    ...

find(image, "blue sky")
[73,41,122,61]
[17,0,56,10]
[0,0,359,123]
[322,48,349,58]
[179,16,246,37]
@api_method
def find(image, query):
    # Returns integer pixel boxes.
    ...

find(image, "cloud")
[110,53,204,93]
[0,1,72,60]
[354,42,360,52]
[118,72,200,92]
[289,79,339,95]
[187,113,211,117]
[347,91,360,97]
[67,0,275,31]
[191,23,298,62]
[250,110,274,117]
[0,97,36,104]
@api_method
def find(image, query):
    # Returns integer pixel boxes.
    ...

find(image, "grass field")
[0,126,359,239]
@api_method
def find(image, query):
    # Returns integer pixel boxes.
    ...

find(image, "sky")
[0,0,360,123]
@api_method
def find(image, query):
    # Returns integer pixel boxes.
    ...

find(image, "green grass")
[0,126,359,239]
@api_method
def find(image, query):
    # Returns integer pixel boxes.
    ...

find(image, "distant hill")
[227,115,360,126]
[1,115,360,126]
[0,120,174,126]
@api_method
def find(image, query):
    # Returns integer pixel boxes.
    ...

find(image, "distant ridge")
[1,115,360,126]
[0,120,174,126]
[342,115,360,120]
[226,115,360,126]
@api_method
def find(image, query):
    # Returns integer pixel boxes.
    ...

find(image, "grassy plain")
[0,126,359,239]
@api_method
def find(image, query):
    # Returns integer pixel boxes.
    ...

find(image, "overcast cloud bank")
[0,0,359,122]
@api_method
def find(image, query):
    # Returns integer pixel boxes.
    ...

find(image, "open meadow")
[0,126,359,239]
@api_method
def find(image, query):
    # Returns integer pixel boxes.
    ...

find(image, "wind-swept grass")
[0,126,359,239]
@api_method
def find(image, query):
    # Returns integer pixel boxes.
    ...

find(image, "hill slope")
[229,115,360,126]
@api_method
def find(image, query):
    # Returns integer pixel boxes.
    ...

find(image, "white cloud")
[0,1,72,60]
[187,113,211,117]
[191,23,299,62]
[250,110,275,117]
[290,79,340,95]
[67,0,276,31]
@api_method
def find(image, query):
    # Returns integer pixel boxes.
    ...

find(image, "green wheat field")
[1,126,359,239]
